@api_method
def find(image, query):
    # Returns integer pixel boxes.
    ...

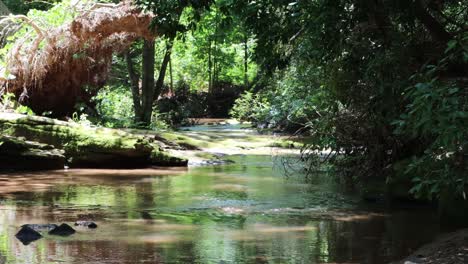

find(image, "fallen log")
[0,112,187,168]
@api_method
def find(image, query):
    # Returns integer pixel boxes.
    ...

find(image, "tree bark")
[141,39,155,126]
[125,50,142,123]
[213,36,218,93]
[208,40,212,93]
[244,34,249,88]
[169,51,173,94]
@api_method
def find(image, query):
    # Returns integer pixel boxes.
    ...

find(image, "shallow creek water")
[0,124,442,264]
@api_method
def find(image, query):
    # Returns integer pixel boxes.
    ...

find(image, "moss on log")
[0,135,65,171]
[150,150,188,167]
[0,113,186,168]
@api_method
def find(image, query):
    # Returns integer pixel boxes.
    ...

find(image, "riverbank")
[0,113,301,170]
[394,229,468,264]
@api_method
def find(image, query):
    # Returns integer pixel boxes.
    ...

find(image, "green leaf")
[445,40,457,53]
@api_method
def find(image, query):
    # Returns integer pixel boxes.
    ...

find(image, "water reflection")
[0,155,440,263]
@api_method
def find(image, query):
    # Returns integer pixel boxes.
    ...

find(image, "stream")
[0,123,442,263]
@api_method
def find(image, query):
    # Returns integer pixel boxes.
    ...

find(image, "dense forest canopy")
[0,0,467,201]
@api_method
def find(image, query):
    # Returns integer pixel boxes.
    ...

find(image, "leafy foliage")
[1,0,57,14]
[94,85,135,128]
[393,35,468,199]
[230,0,468,199]
[95,85,169,129]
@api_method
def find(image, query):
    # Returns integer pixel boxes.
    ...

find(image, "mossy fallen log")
[0,113,187,168]
[0,135,65,171]
[150,150,188,167]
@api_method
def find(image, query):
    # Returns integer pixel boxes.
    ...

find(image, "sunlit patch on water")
[212,184,250,192]
[139,234,185,244]
[331,212,388,222]
[220,207,245,214]
[211,224,315,243]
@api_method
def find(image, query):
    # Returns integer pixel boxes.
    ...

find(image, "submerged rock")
[22,224,58,232]
[48,223,76,236]
[0,135,65,171]
[15,226,43,245]
[140,211,153,220]
[74,221,97,229]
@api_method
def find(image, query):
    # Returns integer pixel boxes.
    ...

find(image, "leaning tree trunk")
[154,40,173,101]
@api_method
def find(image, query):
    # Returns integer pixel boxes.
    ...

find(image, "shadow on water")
[0,142,442,263]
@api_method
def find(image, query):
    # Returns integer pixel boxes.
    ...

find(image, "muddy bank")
[394,229,468,264]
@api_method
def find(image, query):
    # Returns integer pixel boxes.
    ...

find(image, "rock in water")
[22,224,58,232]
[48,223,76,236]
[15,226,43,245]
[140,211,153,220]
[74,221,97,229]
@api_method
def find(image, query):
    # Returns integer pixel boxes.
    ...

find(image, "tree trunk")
[125,50,142,123]
[213,37,218,93]
[141,39,155,126]
[169,51,173,94]
[208,40,212,93]
[154,40,173,102]
[244,34,248,88]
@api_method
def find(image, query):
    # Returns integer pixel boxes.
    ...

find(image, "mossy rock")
[150,150,188,167]
[0,135,65,171]
[0,113,186,168]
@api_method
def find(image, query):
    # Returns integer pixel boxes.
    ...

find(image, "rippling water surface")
[0,125,441,264]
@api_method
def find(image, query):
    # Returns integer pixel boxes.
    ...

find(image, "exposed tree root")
[0,0,155,116]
